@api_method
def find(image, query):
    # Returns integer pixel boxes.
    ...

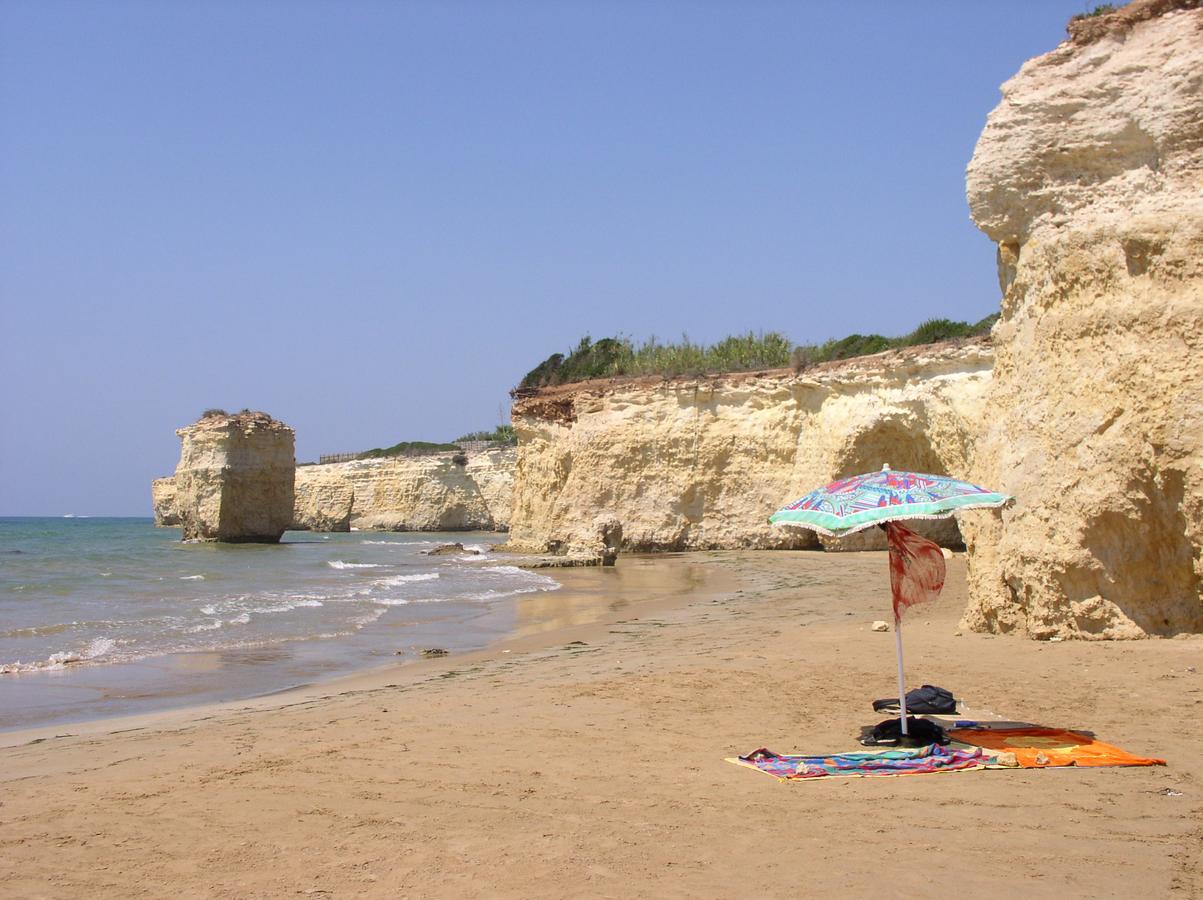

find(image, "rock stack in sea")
[961,0,1203,639]
[169,411,296,543]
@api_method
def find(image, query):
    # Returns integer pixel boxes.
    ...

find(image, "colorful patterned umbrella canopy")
[769,465,1011,537]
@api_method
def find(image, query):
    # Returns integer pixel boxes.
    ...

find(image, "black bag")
[860,717,949,747]
[872,684,957,715]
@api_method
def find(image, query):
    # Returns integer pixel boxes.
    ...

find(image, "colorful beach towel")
[949,727,1166,768]
[728,744,986,781]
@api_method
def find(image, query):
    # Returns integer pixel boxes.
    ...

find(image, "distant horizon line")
[1,514,154,520]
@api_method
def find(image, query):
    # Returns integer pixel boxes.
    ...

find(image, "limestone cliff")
[291,447,516,532]
[168,412,296,543]
[504,341,993,553]
[962,0,1203,638]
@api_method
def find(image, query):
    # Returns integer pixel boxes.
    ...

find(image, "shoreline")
[3,550,1199,896]
[0,551,736,749]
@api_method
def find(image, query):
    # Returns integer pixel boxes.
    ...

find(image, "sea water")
[0,517,560,731]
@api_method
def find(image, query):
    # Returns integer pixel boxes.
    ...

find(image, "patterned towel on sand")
[728,744,986,780]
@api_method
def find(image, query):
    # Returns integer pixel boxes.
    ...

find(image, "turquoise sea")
[0,517,561,731]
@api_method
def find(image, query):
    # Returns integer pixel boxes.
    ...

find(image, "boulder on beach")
[426,542,479,556]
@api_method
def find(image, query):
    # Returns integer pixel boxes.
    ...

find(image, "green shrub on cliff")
[1071,3,1117,20]
[357,440,461,459]
[518,332,793,388]
[794,314,998,369]
[518,314,997,389]
[455,425,517,445]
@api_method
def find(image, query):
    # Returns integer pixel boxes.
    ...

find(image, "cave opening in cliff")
[826,418,967,551]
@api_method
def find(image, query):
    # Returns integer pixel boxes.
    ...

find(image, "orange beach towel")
[948,727,1165,768]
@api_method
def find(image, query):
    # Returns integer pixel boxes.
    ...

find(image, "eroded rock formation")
[290,447,516,532]
[504,341,993,553]
[151,477,180,526]
[961,0,1203,639]
[168,412,296,543]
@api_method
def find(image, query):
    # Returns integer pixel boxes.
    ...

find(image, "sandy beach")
[2,551,1200,897]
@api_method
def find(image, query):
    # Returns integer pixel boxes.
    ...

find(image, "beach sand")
[1,551,1200,897]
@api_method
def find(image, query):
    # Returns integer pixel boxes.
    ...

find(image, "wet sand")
[1,551,1200,897]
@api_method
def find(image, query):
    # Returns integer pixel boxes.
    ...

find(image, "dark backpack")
[860,716,950,747]
[872,684,957,715]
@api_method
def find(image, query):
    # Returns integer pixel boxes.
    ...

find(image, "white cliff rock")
[169,411,296,543]
[962,0,1203,639]
[291,448,516,532]
[505,341,993,553]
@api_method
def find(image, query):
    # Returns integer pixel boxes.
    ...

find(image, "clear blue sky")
[1,0,1093,516]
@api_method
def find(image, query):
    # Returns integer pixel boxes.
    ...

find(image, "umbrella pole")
[895,620,909,735]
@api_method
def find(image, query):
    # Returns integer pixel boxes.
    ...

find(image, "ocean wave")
[180,574,205,581]
[1,637,116,675]
[327,560,386,569]
[376,572,440,585]
[424,584,559,604]
[0,621,80,639]
[348,608,388,627]
[371,596,455,607]
[199,596,325,618]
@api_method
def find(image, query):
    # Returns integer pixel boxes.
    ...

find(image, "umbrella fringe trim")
[771,499,1012,539]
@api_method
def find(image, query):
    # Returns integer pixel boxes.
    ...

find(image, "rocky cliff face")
[962,0,1203,639]
[291,447,516,532]
[504,341,993,553]
[169,412,296,543]
[151,477,180,526]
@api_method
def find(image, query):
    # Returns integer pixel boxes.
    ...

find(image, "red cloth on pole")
[884,522,946,624]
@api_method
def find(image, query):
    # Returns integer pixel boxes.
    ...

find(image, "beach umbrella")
[770,465,1010,735]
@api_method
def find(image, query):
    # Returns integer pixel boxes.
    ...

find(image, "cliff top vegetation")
[311,425,518,465]
[455,425,517,445]
[355,440,462,459]
[1067,0,1197,44]
[195,408,289,428]
[516,314,998,390]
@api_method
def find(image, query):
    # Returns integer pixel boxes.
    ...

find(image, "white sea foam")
[327,560,385,569]
[348,608,388,627]
[377,572,440,585]
[249,598,324,615]
[442,584,559,604]
[180,575,205,581]
[1,636,117,675]
[185,619,223,633]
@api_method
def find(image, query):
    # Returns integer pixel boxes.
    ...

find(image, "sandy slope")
[1,552,1200,897]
